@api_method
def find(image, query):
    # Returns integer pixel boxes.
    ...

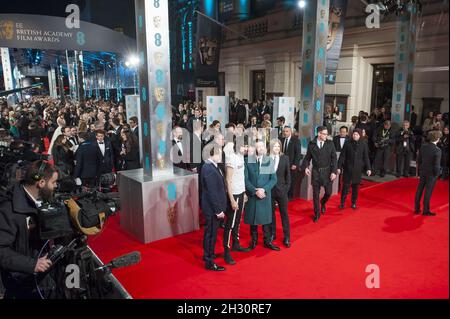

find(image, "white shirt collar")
[208,159,218,167]
[23,185,42,208]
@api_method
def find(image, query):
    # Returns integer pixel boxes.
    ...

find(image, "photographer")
[0,160,58,299]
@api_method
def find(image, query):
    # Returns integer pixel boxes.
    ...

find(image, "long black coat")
[299,138,338,185]
[338,140,371,184]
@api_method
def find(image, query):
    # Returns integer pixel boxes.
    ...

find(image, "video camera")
[34,175,129,299]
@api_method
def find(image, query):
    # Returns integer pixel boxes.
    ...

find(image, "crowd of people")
[0,96,141,188]
[0,93,448,281]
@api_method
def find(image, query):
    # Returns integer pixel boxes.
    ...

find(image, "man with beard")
[0,160,58,298]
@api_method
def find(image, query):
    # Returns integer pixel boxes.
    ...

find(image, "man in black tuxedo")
[74,132,101,188]
[171,126,189,172]
[129,116,139,139]
[281,126,301,199]
[275,116,286,140]
[333,126,349,153]
[395,120,415,177]
[95,130,114,176]
[300,126,338,223]
[201,147,227,271]
[109,118,124,171]
[270,140,291,247]
[187,108,203,133]
[414,130,442,216]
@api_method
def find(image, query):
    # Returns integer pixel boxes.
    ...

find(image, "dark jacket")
[281,136,301,168]
[395,128,415,153]
[373,127,394,149]
[52,144,74,176]
[338,140,371,184]
[201,162,227,216]
[333,135,349,152]
[74,141,101,179]
[272,154,291,197]
[300,138,338,184]
[122,143,141,170]
[96,139,114,175]
[418,143,442,177]
[0,184,54,298]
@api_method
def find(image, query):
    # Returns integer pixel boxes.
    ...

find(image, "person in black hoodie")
[337,129,372,210]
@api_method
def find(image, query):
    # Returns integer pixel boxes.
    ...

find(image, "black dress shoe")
[264,243,281,251]
[338,203,345,210]
[321,204,326,214]
[283,239,291,248]
[232,245,251,252]
[313,214,320,223]
[351,204,357,210]
[414,210,421,215]
[248,240,257,250]
[205,263,226,271]
[423,212,437,216]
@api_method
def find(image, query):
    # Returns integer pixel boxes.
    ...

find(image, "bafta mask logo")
[153,16,161,28]
[167,202,177,224]
[154,52,163,65]
[327,6,343,51]
[395,103,401,112]
[301,125,312,138]
[0,21,14,40]
[314,112,322,124]
[198,36,217,66]
[305,49,311,60]
[156,122,164,137]
[154,87,165,102]
[303,100,310,111]
[306,22,313,33]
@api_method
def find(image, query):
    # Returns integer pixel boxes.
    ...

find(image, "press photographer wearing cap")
[0,160,58,299]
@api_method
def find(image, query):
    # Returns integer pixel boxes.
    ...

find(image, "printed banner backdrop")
[195,0,222,87]
[206,96,229,127]
[0,14,135,54]
[299,0,330,154]
[274,97,296,129]
[391,6,419,125]
[326,0,347,84]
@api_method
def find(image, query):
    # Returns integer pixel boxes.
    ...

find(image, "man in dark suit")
[373,120,394,177]
[281,126,301,199]
[109,117,124,171]
[395,120,415,177]
[187,108,203,133]
[270,140,291,247]
[201,147,227,271]
[235,101,248,125]
[414,130,442,216]
[74,132,101,188]
[300,126,338,223]
[129,116,139,139]
[95,130,114,176]
[171,126,189,172]
[333,126,349,153]
[275,116,286,140]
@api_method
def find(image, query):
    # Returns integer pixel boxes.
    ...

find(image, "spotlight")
[298,0,306,9]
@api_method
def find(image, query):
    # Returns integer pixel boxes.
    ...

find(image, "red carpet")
[89,178,449,299]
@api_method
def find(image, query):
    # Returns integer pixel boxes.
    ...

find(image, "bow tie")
[98,142,104,145]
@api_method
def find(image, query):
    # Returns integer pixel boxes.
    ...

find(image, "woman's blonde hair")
[269,139,283,155]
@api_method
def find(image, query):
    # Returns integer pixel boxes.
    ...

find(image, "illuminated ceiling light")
[298,0,306,9]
